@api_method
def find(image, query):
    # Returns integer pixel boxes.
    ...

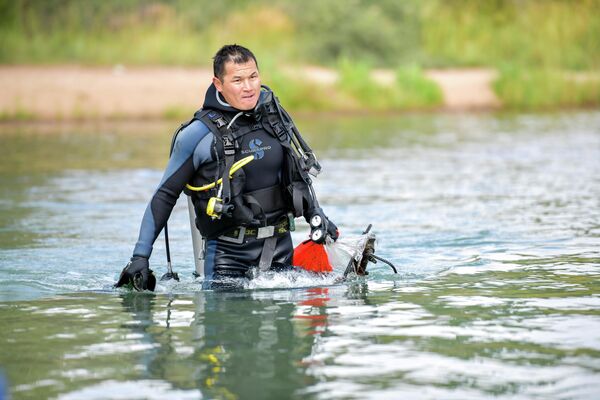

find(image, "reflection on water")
[0,292,318,400]
[1,111,600,399]
[1,268,599,399]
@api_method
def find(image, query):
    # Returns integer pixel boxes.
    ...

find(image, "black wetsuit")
[132,84,293,286]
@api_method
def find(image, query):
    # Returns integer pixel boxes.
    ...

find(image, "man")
[116,44,338,291]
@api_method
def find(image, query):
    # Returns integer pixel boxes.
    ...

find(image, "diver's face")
[213,60,261,111]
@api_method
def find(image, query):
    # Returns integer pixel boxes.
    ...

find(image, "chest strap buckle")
[207,111,228,129]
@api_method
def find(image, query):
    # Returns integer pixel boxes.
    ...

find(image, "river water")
[0,112,599,399]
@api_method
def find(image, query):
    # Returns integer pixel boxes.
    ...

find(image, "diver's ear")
[213,76,223,92]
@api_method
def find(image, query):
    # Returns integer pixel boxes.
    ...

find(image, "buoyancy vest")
[175,87,319,240]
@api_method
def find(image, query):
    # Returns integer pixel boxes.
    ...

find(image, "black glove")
[115,256,156,292]
[308,208,339,244]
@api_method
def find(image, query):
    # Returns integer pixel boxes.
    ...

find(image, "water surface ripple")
[1,112,599,399]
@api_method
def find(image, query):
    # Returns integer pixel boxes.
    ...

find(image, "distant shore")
[0,65,503,121]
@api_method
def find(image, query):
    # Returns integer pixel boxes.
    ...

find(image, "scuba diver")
[116,44,338,291]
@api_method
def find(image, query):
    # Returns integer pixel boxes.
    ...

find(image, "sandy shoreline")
[0,65,500,121]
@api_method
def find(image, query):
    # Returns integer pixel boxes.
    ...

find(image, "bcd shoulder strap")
[193,109,237,205]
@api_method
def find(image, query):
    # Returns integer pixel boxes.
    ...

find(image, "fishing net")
[325,232,376,275]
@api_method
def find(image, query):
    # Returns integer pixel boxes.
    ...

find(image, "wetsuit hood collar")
[202,83,239,113]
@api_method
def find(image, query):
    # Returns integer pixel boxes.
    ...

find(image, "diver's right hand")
[115,256,156,291]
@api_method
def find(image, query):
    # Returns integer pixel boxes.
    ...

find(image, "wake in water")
[145,231,396,293]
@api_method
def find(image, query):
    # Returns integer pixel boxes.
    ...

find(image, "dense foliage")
[1,0,598,70]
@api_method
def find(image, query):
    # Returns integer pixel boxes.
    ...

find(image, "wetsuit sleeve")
[133,120,215,258]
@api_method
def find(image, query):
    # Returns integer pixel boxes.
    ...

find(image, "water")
[0,112,599,399]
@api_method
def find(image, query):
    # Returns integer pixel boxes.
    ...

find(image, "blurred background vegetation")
[1,0,599,111]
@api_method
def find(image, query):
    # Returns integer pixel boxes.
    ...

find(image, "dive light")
[310,214,324,242]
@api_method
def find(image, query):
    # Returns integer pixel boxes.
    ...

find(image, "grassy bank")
[494,67,600,110]
[1,0,599,111]
[336,61,442,111]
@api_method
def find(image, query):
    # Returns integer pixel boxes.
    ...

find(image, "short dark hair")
[213,44,258,80]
